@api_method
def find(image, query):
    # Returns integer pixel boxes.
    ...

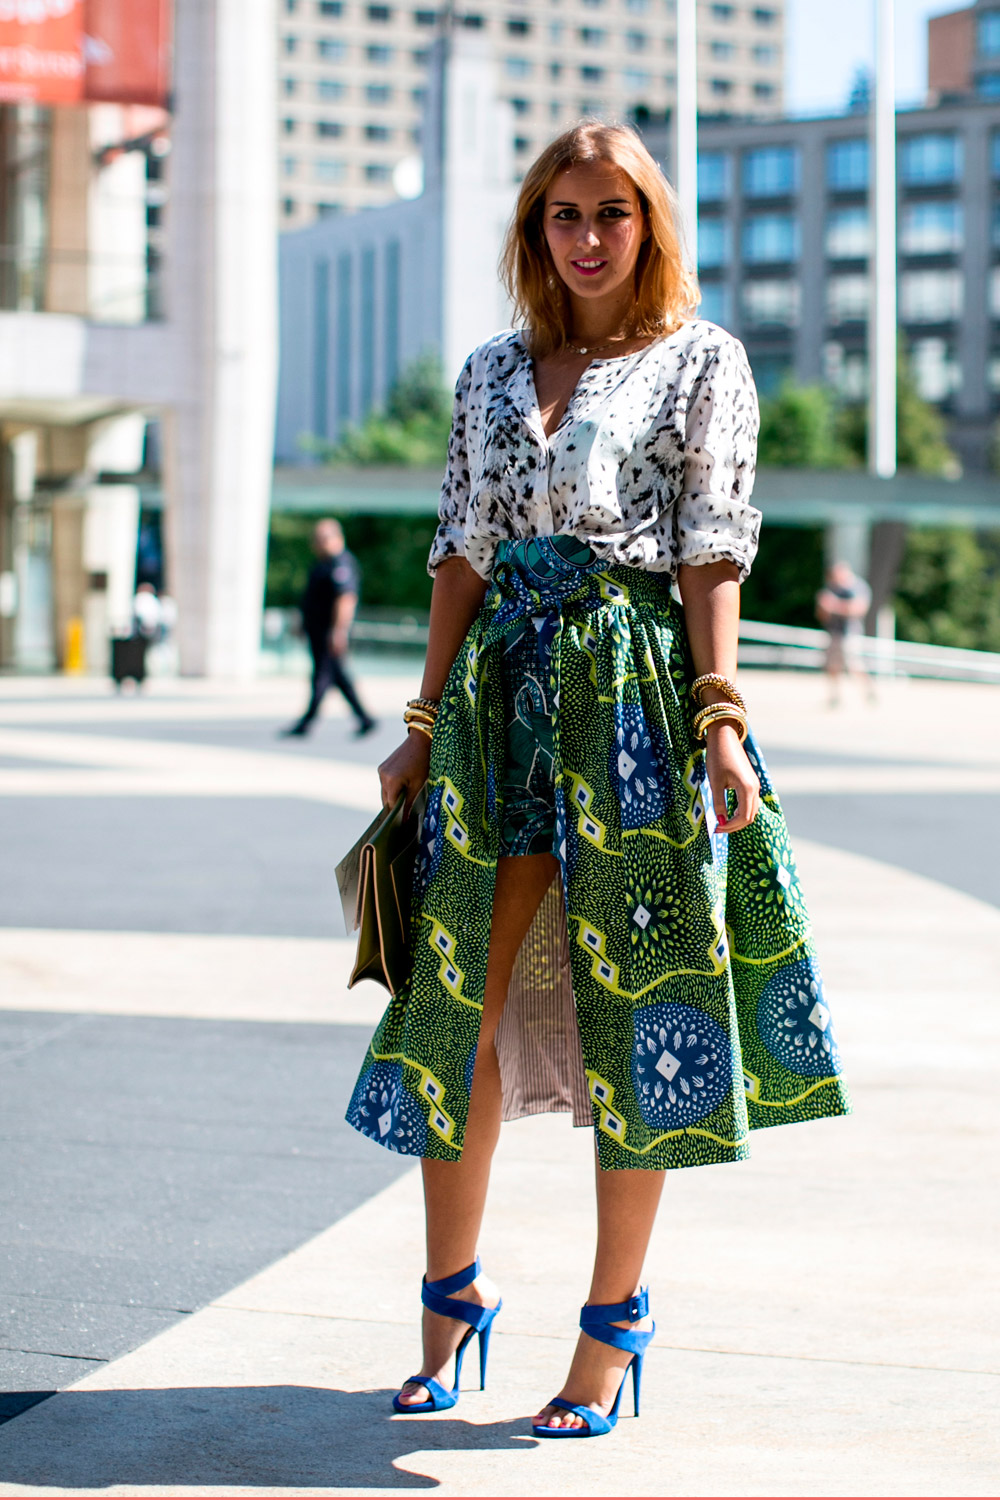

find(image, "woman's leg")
[533,1161,666,1430]
[396,850,559,1405]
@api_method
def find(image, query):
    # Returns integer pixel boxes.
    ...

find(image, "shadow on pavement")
[0,1385,539,1490]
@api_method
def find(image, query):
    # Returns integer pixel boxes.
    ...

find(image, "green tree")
[757,382,855,470]
[300,353,452,467]
[894,528,1000,653]
[834,340,958,476]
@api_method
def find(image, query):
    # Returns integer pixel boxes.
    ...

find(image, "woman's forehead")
[545,161,637,203]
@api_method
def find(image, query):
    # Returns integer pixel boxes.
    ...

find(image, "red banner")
[83,0,172,108]
[0,0,85,105]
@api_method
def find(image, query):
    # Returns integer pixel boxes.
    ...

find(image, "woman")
[347,123,850,1438]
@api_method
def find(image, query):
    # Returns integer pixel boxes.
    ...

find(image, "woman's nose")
[576,225,600,248]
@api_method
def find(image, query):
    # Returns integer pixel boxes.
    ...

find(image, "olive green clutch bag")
[335,791,424,996]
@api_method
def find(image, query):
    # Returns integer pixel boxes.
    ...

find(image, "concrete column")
[161,0,278,678]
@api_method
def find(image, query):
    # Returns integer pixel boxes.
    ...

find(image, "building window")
[754,82,776,100]
[510,97,532,115]
[580,27,607,46]
[753,44,778,64]
[910,338,961,401]
[412,48,429,64]
[743,145,798,196]
[698,151,730,201]
[979,11,1000,56]
[283,34,299,53]
[367,4,391,18]
[315,159,347,182]
[316,120,343,137]
[318,0,341,12]
[826,138,868,190]
[282,77,298,95]
[742,279,800,327]
[317,79,346,100]
[711,41,735,59]
[282,156,298,176]
[285,0,298,10]
[826,206,871,258]
[367,44,393,62]
[317,38,346,58]
[366,83,393,103]
[365,163,392,182]
[507,17,530,35]
[993,201,1000,248]
[742,213,800,263]
[711,3,734,17]
[550,21,563,41]
[460,13,484,27]
[899,269,963,322]
[900,200,963,255]
[697,218,730,268]
[710,78,734,97]
[899,133,962,185]
[581,66,606,84]
[514,136,532,154]
[826,274,870,323]
[992,266,1000,316]
[505,56,533,78]
[317,202,341,216]
[365,123,392,140]
[550,62,563,79]
[626,0,650,11]
[698,282,731,327]
[414,9,438,25]
[625,31,647,52]
[623,68,650,93]
[753,6,777,22]
[282,198,297,216]
[412,86,427,104]
[979,73,1000,97]
[282,117,297,134]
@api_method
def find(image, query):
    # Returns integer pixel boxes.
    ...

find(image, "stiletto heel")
[392,1256,502,1414]
[532,1288,655,1439]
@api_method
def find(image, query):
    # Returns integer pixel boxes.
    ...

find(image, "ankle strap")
[424,1256,481,1297]
[580,1286,649,1328]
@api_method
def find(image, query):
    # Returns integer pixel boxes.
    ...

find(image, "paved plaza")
[0,664,998,1497]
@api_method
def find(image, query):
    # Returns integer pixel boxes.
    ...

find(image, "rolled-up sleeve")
[674,334,762,582]
[427,356,474,575]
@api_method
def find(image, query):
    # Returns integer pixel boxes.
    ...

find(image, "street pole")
[675,0,698,268]
[869,0,897,479]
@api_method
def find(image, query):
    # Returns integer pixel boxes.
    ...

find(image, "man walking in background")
[282,518,377,738]
[816,559,874,707]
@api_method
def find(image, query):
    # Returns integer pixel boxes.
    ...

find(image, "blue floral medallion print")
[347,1060,428,1154]
[414,783,445,902]
[631,1002,733,1127]
[610,704,670,831]
[756,958,840,1077]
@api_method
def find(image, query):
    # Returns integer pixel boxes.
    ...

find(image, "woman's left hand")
[705,723,760,833]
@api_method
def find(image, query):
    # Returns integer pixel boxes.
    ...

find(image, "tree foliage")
[300,353,452,467]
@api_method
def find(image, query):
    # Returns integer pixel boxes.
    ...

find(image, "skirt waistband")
[489,535,669,620]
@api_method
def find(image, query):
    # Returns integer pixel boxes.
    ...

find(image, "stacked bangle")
[692,702,748,743]
[403,695,440,741]
[691,673,747,713]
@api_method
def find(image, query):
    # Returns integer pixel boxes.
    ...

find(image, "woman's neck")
[567,287,636,346]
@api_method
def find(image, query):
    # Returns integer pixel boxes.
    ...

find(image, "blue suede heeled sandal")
[392,1256,502,1414]
[532,1288,655,1438]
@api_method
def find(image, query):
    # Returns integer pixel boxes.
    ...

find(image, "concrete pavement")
[0,667,998,1496]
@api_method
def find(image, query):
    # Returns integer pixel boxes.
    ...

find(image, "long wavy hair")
[500,121,699,358]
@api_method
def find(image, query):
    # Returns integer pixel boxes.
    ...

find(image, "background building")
[643,93,1000,475]
[928,0,1000,103]
[0,0,279,679]
[276,0,786,227]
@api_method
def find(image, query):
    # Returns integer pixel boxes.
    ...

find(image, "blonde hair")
[500,121,699,358]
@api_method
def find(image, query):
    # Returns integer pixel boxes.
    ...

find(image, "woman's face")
[542,160,647,310]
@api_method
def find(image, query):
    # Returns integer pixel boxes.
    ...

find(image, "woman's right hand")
[378,730,432,814]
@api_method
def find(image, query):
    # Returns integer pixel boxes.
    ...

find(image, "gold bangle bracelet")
[691,673,747,714]
[692,702,747,732]
[406,695,440,714]
[403,708,437,723]
[693,707,748,744]
[407,721,434,741]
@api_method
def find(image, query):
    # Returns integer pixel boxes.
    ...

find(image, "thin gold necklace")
[565,332,634,357]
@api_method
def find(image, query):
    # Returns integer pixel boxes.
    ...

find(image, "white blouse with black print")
[428,317,762,585]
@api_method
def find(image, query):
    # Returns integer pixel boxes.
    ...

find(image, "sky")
[785,0,960,116]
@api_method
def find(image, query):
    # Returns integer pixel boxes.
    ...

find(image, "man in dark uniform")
[283,518,377,737]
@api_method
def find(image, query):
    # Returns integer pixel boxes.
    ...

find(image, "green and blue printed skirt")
[346,535,851,1171]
